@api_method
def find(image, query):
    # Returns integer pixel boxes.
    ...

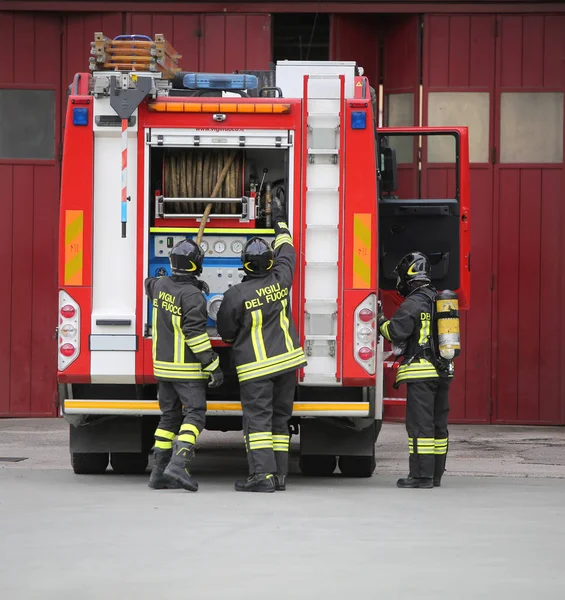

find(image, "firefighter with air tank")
[216,196,307,493]
[377,252,461,489]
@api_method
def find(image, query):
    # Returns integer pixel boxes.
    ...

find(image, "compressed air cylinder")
[436,290,461,360]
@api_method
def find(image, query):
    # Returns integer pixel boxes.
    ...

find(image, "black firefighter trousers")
[153,380,207,452]
[405,378,451,480]
[240,370,296,476]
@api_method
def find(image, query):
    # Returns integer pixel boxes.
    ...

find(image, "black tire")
[299,454,337,477]
[338,455,376,478]
[110,453,149,475]
[71,452,109,475]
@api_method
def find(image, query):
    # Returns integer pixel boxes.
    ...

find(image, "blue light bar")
[182,73,258,91]
[72,107,89,126]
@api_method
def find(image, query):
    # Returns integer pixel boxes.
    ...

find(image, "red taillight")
[358,308,374,323]
[357,347,374,361]
[61,305,76,319]
[60,343,76,357]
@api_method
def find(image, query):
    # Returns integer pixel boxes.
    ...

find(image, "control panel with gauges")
[148,229,275,335]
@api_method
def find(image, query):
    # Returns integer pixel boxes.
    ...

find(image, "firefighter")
[216,197,306,493]
[377,252,452,489]
[145,239,224,492]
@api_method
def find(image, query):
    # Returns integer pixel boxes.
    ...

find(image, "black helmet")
[394,251,431,297]
[242,237,274,276]
[170,239,204,276]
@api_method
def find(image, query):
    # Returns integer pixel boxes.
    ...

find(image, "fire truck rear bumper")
[63,399,371,417]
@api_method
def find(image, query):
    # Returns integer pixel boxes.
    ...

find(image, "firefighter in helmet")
[145,239,224,492]
[216,197,306,492]
[377,252,453,488]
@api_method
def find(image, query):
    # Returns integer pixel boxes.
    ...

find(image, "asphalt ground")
[1,419,564,599]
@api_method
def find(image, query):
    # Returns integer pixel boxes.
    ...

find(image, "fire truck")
[57,34,470,478]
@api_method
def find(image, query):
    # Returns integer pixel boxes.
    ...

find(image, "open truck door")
[376,127,471,409]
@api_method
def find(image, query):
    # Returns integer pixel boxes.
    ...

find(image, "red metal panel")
[492,14,565,424]
[225,15,246,73]
[539,169,563,423]
[244,15,271,69]
[201,15,226,71]
[63,13,122,86]
[330,14,380,85]
[0,165,14,416]
[423,14,496,423]
[126,13,271,72]
[382,16,421,200]
[10,165,35,416]
[31,166,59,412]
[8,2,565,15]
[0,13,61,416]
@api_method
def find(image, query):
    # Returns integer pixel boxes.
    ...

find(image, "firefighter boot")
[163,440,199,492]
[234,473,276,493]
[397,476,434,489]
[148,448,181,490]
[434,454,447,487]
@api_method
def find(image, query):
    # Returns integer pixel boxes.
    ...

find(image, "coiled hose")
[163,149,243,215]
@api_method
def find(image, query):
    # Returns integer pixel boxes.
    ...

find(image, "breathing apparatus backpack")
[427,288,461,373]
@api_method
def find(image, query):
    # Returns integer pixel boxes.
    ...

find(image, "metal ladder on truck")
[299,74,345,386]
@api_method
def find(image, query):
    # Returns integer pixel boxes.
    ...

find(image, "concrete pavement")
[0,419,564,600]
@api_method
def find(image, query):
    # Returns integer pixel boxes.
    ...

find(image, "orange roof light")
[148,102,291,114]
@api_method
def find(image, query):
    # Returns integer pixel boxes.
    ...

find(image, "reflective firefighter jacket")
[216,222,307,383]
[145,275,219,381]
[379,286,440,385]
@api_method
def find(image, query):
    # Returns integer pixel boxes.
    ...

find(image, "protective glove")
[271,196,287,225]
[377,311,387,328]
[208,366,224,389]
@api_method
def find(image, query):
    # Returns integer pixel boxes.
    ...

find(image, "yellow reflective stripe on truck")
[64,400,370,413]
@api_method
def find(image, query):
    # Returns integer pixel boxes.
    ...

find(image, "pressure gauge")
[231,240,243,254]
[214,240,226,254]
[207,295,224,321]
[200,240,209,253]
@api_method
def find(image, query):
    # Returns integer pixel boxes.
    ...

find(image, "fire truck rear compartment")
[150,145,289,225]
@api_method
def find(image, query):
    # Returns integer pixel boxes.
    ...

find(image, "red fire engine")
[57,33,470,477]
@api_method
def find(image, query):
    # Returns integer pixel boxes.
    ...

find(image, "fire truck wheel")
[298,454,337,477]
[110,453,149,475]
[71,452,109,475]
[338,455,376,478]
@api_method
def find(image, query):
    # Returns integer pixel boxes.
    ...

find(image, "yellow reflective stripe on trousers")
[248,432,273,450]
[172,315,184,363]
[154,439,172,449]
[251,309,267,362]
[273,434,290,452]
[180,423,200,437]
[248,432,272,441]
[178,424,199,444]
[155,428,176,440]
[279,299,295,353]
[415,438,435,455]
[152,307,158,360]
[435,438,448,455]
